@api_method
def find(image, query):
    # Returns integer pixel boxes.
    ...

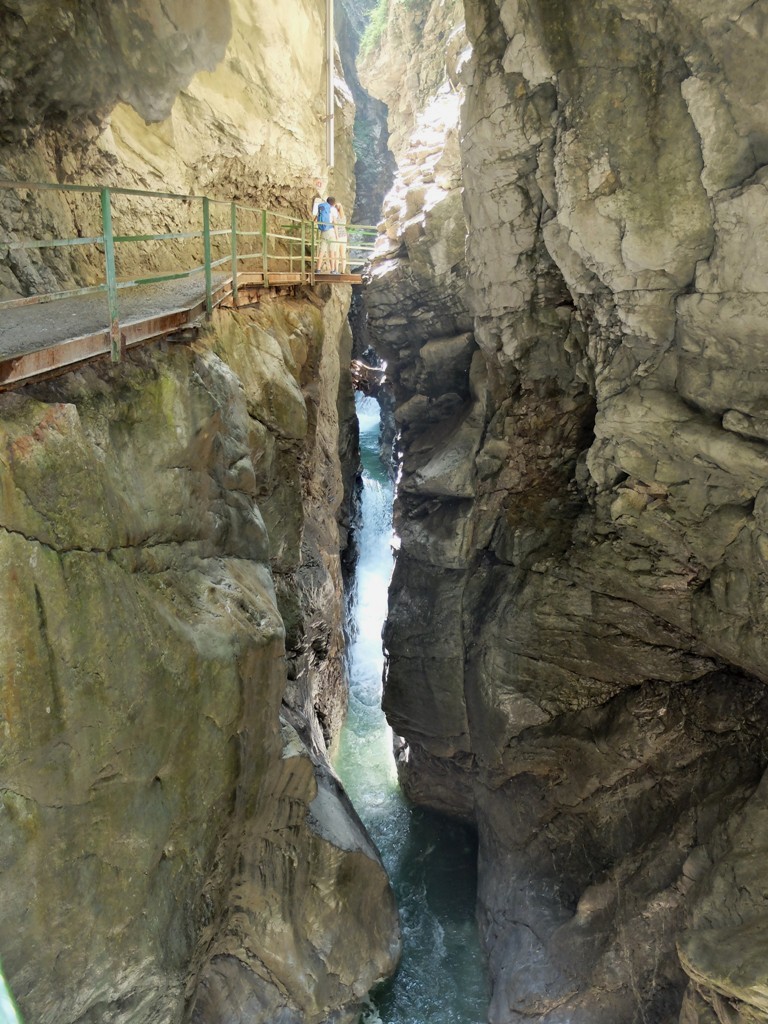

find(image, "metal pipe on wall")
[326,0,334,168]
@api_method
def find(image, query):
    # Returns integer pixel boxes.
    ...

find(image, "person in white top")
[328,199,340,273]
[333,201,348,274]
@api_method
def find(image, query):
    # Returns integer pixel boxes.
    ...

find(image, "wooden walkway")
[239,272,363,287]
[0,271,362,391]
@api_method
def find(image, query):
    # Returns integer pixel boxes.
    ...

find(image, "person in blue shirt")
[314,195,338,273]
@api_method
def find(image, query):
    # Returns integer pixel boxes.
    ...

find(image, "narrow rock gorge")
[362,0,768,1022]
[4,1,768,1023]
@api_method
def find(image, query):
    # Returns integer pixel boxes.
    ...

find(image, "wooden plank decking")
[237,271,363,286]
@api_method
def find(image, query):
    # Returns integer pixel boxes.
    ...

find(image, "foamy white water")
[335,394,488,1024]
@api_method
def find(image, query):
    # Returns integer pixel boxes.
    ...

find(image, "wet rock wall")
[362,0,768,1021]
[0,293,400,1024]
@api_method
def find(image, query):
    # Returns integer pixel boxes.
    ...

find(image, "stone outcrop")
[0,1,403,1020]
[362,0,768,1022]
[0,0,232,138]
[0,292,400,1024]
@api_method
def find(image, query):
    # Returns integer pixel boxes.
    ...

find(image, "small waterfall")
[335,394,488,1024]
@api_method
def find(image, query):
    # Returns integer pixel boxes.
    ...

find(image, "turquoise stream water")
[0,963,21,1024]
[334,395,488,1024]
[0,396,487,1024]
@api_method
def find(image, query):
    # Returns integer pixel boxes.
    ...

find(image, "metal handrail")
[345,224,379,270]
[0,180,380,363]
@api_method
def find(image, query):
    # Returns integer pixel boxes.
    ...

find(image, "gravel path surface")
[0,274,229,359]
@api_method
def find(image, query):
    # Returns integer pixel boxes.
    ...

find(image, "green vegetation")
[358,0,432,56]
[359,0,389,56]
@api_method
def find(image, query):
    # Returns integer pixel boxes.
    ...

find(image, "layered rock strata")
[0,293,400,1024]
[363,0,768,1022]
[0,1,403,1018]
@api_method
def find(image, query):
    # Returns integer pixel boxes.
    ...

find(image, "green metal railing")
[345,224,379,274]
[0,181,379,363]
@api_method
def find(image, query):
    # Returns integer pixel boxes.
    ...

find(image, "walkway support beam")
[100,187,121,363]
[230,203,239,307]
[261,210,269,287]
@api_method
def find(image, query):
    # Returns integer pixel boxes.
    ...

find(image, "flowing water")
[0,964,21,1024]
[335,395,488,1024]
[0,396,486,1024]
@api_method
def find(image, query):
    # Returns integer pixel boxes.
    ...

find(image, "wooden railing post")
[230,202,238,307]
[100,187,121,362]
[203,196,212,319]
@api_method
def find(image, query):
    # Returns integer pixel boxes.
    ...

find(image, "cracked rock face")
[364,0,768,1021]
[0,295,400,1024]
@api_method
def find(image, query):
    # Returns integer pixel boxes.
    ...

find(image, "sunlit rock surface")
[359,0,479,771]
[0,0,356,298]
[364,0,768,1021]
[0,0,402,1014]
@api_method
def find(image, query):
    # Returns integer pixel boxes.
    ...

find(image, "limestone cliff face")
[364,1,768,1022]
[0,0,356,298]
[0,294,400,1024]
[0,0,231,136]
[0,1,402,1020]
[337,0,396,227]
[360,0,477,758]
